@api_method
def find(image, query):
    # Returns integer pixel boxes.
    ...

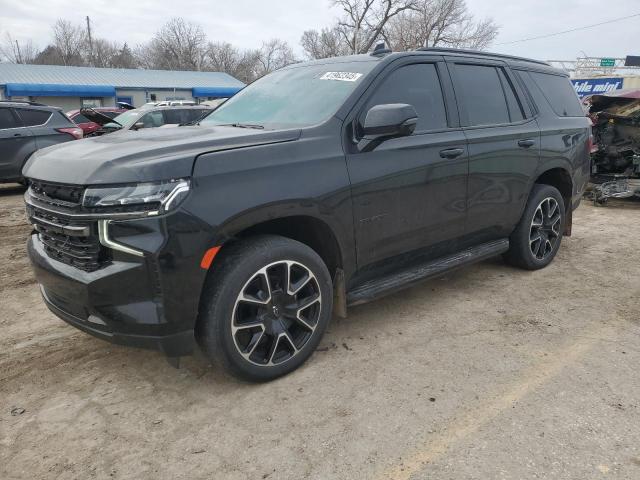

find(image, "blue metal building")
[0,63,244,110]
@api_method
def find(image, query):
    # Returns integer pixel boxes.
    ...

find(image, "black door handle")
[518,139,535,148]
[439,148,464,159]
[13,133,22,137]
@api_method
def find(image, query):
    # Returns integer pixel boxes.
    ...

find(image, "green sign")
[600,58,616,67]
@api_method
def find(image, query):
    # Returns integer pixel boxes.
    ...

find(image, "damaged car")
[588,89,640,202]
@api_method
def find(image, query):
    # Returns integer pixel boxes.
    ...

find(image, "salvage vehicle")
[80,105,212,135]
[0,101,82,183]
[588,89,640,202]
[23,47,590,381]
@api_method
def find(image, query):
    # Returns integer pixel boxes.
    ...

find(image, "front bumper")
[26,208,213,357]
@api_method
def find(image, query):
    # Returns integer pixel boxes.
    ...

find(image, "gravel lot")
[1,183,639,480]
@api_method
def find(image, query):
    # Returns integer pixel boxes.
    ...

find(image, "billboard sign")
[571,77,624,97]
[600,58,616,67]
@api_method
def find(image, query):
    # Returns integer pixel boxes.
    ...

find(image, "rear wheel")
[196,235,333,382]
[504,184,565,270]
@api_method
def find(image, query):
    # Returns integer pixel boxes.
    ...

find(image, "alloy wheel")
[231,260,322,366]
[529,197,561,260]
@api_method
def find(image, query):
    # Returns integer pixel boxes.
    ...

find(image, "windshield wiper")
[221,123,265,130]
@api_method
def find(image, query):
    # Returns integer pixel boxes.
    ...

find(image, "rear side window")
[454,64,511,126]
[163,109,191,124]
[364,63,448,132]
[0,108,19,129]
[15,108,51,126]
[528,72,583,117]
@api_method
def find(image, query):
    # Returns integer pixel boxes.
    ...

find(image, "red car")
[66,107,128,136]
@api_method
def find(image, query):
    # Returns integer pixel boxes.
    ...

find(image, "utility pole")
[86,16,94,66]
[15,40,23,64]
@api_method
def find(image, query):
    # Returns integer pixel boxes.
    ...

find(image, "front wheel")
[196,235,333,382]
[504,184,566,270]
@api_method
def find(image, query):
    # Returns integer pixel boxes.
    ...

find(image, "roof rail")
[415,47,550,66]
[0,99,47,107]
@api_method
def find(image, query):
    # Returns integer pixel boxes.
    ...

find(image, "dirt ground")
[1,182,639,480]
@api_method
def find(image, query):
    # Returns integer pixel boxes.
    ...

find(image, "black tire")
[504,184,565,270]
[196,235,333,382]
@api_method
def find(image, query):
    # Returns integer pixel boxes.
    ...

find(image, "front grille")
[26,182,111,272]
[30,180,84,206]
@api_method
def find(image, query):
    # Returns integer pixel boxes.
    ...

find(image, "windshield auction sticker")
[320,72,363,82]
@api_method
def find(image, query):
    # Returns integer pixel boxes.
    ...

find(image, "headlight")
[82,178,190,214]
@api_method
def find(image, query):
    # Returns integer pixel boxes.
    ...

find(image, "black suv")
[23,49,590,381]
[0,101,82,183]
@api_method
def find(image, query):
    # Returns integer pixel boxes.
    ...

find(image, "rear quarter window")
[528,72,583,117]
[15,108,52,126]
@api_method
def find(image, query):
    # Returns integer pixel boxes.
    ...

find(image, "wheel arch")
[533,167,574,235]
[230,215,345,280]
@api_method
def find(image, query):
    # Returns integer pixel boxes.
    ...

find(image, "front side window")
[139,111,164,128]
[362,63,448,133]
[454,64,512,126]
[0,108,18,129]
[201,61,377,129]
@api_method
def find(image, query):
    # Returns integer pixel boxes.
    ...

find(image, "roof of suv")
[286,48,562,75]
[0,100,62,111]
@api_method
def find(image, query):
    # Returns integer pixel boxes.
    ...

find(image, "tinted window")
[163,109,191,124]
[497,69,524,122]
[455,64,510,126]
[15,108,51,126]
[102,111,119,119]
[0,108,18,129]
[364,63,447,132]
[528,72,584,117]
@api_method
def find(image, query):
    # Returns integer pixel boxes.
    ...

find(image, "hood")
[80,108,120,127]
[23,125,301,185]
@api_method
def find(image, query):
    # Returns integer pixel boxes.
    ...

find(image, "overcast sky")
[1,0,639,62]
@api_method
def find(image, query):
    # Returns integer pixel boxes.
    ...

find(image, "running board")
[347,239,509,306]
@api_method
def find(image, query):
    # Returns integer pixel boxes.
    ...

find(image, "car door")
[0,107,36,181]
[446,58,541,243]
[345,59,468,269]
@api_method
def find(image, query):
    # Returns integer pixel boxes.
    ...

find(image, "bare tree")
[111,43,137,69]
[333,0,416,54]
[52,19,86,66]
[91,38,118,68]
[207,42,242,74]
[383,0,498,51]
[137,18,208,71]
[0,33,37,63]
[300,27,350,60]
[255,39,296,78]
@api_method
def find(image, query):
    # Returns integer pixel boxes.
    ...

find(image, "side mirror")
[358,103,418,152]
[132,122,145,130]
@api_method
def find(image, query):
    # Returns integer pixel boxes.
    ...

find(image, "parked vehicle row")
[78,105,212,134]
[22,48,590,381]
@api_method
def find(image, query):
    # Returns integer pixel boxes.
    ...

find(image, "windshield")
[111,110,143,128]
[200,61,376,129]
